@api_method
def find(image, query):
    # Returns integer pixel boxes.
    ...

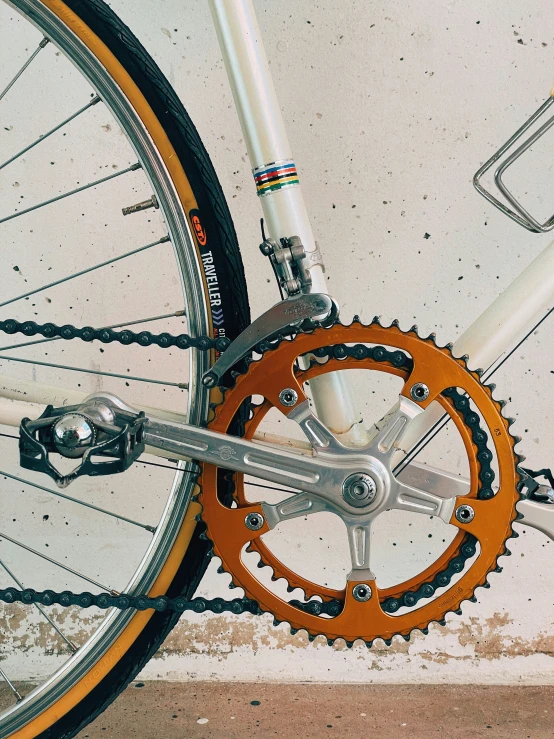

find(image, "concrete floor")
[68,682,554,738]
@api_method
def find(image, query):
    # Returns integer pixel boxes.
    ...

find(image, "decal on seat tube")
[253,159,299,196]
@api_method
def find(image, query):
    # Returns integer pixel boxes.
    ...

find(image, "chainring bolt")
[410,382,430,402]
[455,504,475,524]
[352,583,372,602]
[279,388,298,407]
[245,512,265,531]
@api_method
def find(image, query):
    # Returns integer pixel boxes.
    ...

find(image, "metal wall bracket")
[474,96,554,232]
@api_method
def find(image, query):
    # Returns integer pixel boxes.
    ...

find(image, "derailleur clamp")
[260,235,324,297]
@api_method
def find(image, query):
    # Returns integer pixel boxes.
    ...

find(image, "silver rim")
[0,0,211,734]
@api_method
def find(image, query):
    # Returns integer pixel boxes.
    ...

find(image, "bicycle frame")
[208,0,554,453]
[0,0,553,459]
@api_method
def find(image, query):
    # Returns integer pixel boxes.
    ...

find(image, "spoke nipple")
[352,583,372,602]
[91,95,101,106]
[455,504,475,524]
[278,388,298,407]
[410,382,430,402]
[39,37,50,48]
[245,512,265,531]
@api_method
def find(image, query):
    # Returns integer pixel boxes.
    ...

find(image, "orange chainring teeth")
[198,319,520,644]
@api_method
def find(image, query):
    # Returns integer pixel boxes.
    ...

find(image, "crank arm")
[201,292,334,388]
[143,414,348,499]
[402,462,554,542]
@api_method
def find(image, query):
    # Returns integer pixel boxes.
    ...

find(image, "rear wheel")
[0,0,249,736]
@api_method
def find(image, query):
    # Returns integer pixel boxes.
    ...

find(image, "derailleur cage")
[19,401,146,488]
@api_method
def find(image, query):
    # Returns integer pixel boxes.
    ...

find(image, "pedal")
[20,398,146,488]
[474,91,554,232]
[521,467,554,503]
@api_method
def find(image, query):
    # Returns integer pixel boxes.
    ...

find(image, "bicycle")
[1,1,554,736]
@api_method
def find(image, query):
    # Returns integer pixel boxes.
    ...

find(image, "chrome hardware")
[122,194,159,216]
[455,504,475,524]
[260,234,324,296]
[245,512,264,531]
[342,473,377,508]
[201,292,334,388]
[52,413,97,458]
[474,96,554,232]
[410,382,430,402]
[352,583,372,602]
[278,388,298,407]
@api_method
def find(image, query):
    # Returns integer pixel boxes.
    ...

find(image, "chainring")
[199,318,521,645]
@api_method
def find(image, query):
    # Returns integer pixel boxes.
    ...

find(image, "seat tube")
[209,0,368,443]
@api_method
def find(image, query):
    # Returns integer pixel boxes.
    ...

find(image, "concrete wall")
[2,0,554,685]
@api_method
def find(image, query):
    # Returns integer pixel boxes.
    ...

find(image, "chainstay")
[0,317,230,352]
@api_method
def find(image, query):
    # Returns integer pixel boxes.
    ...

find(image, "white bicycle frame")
[208,0,554,452]
[1,0,553,459]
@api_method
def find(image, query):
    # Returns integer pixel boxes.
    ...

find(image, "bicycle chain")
[0,315,512,641]
[0,316,230,353]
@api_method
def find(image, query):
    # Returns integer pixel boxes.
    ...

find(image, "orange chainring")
[199,320,520,644]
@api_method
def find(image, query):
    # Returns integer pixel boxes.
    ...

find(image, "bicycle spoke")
[0,668,22,704]
[0,96,101,172]
[0,162,141,225]
[0,37,49,103]
[137,459,196,473]
[0,236,170,311]
[0,354,188,389]
[0,558,77,652]
[0,531,116,593]
[0,308,184,353]
[0,469,156,533]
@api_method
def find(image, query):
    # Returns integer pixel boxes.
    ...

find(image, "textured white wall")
[2,0,554,685]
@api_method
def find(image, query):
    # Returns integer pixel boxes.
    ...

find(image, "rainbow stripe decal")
[253,160,299,196]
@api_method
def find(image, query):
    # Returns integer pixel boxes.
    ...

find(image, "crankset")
[199,318,523,644]
[9,311,554,646]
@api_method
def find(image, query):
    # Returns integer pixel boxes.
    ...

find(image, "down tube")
[400,237,554,454]
[208,0,368,443]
